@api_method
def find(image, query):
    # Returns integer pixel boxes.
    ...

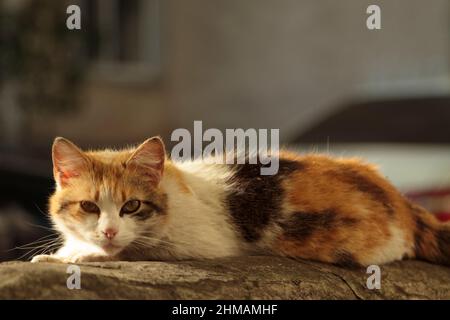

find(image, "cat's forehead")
[82,149,139,188]
[71,151,150,201]
[85,148,133,165]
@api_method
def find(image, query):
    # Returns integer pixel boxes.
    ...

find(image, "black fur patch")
[330,167,394,216]
[334,251,362,269]
[281,210,358,241]
[414,207,439,259]
[436,228,450,265]
[413,214,431,256]
[412,213,448,265]
[225,158,303,242]
[412,201,450,265]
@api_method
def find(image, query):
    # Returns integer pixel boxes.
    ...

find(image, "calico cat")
[31,137,450,267]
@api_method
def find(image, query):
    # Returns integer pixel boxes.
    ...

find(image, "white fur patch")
[363,224,412,265]
[158,160,243,259]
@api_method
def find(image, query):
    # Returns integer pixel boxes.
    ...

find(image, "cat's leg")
[31,247,70,263]
[31,240,116,263]
[31,252,115,263]
[31,254,65,263]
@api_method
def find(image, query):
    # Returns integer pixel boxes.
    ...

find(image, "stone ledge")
[0,256,449,299]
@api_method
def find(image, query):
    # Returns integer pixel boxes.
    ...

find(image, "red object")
[406,187,450,222]
[435,212,450,222]
[407,188,450,198]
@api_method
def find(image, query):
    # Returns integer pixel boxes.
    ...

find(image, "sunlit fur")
[31,137,450,267]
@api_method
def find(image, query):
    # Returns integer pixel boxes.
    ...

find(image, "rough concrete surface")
[0,256,449,299]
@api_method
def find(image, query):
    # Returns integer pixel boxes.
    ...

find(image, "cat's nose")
[102,228,118,240]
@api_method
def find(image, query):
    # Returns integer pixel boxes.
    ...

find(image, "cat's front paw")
[69,253,111,263]
[31,253,111,263]
[31,254,65,263]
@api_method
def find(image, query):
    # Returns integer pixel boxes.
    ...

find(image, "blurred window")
[84,0,160,82]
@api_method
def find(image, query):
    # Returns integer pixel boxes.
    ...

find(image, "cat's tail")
[411,205,450,265]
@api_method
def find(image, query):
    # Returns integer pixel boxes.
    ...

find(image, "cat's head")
[49,137,168,256]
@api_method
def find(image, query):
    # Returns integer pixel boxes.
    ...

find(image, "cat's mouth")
[101,243,123,254]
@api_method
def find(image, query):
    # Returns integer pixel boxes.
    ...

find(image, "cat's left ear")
[126,137,166,186]
[52,137,89,188]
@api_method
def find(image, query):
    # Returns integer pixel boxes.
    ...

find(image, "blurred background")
[1,0,449,261]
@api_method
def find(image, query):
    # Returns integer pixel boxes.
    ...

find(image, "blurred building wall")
[164,0,450,141]
[2,0,449,150]
[26,81,168,149]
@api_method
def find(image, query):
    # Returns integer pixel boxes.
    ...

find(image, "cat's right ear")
[126,137,166,186]
[52,137,88,188]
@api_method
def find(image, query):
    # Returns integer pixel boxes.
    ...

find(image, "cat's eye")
[121,200,141,215]
[80,201,100,214]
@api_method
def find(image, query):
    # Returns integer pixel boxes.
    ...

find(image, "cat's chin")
[100,243,124,256]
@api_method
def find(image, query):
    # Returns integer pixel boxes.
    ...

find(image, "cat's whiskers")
[8,234,59,252]
[129,240,178,258]
[18,237,63,260]
[28,243,57,259]
[38,241,64,257]
[132,238,174,251]
[26,238,62,254]
[30,205,56,230]
[136,235,179,248]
